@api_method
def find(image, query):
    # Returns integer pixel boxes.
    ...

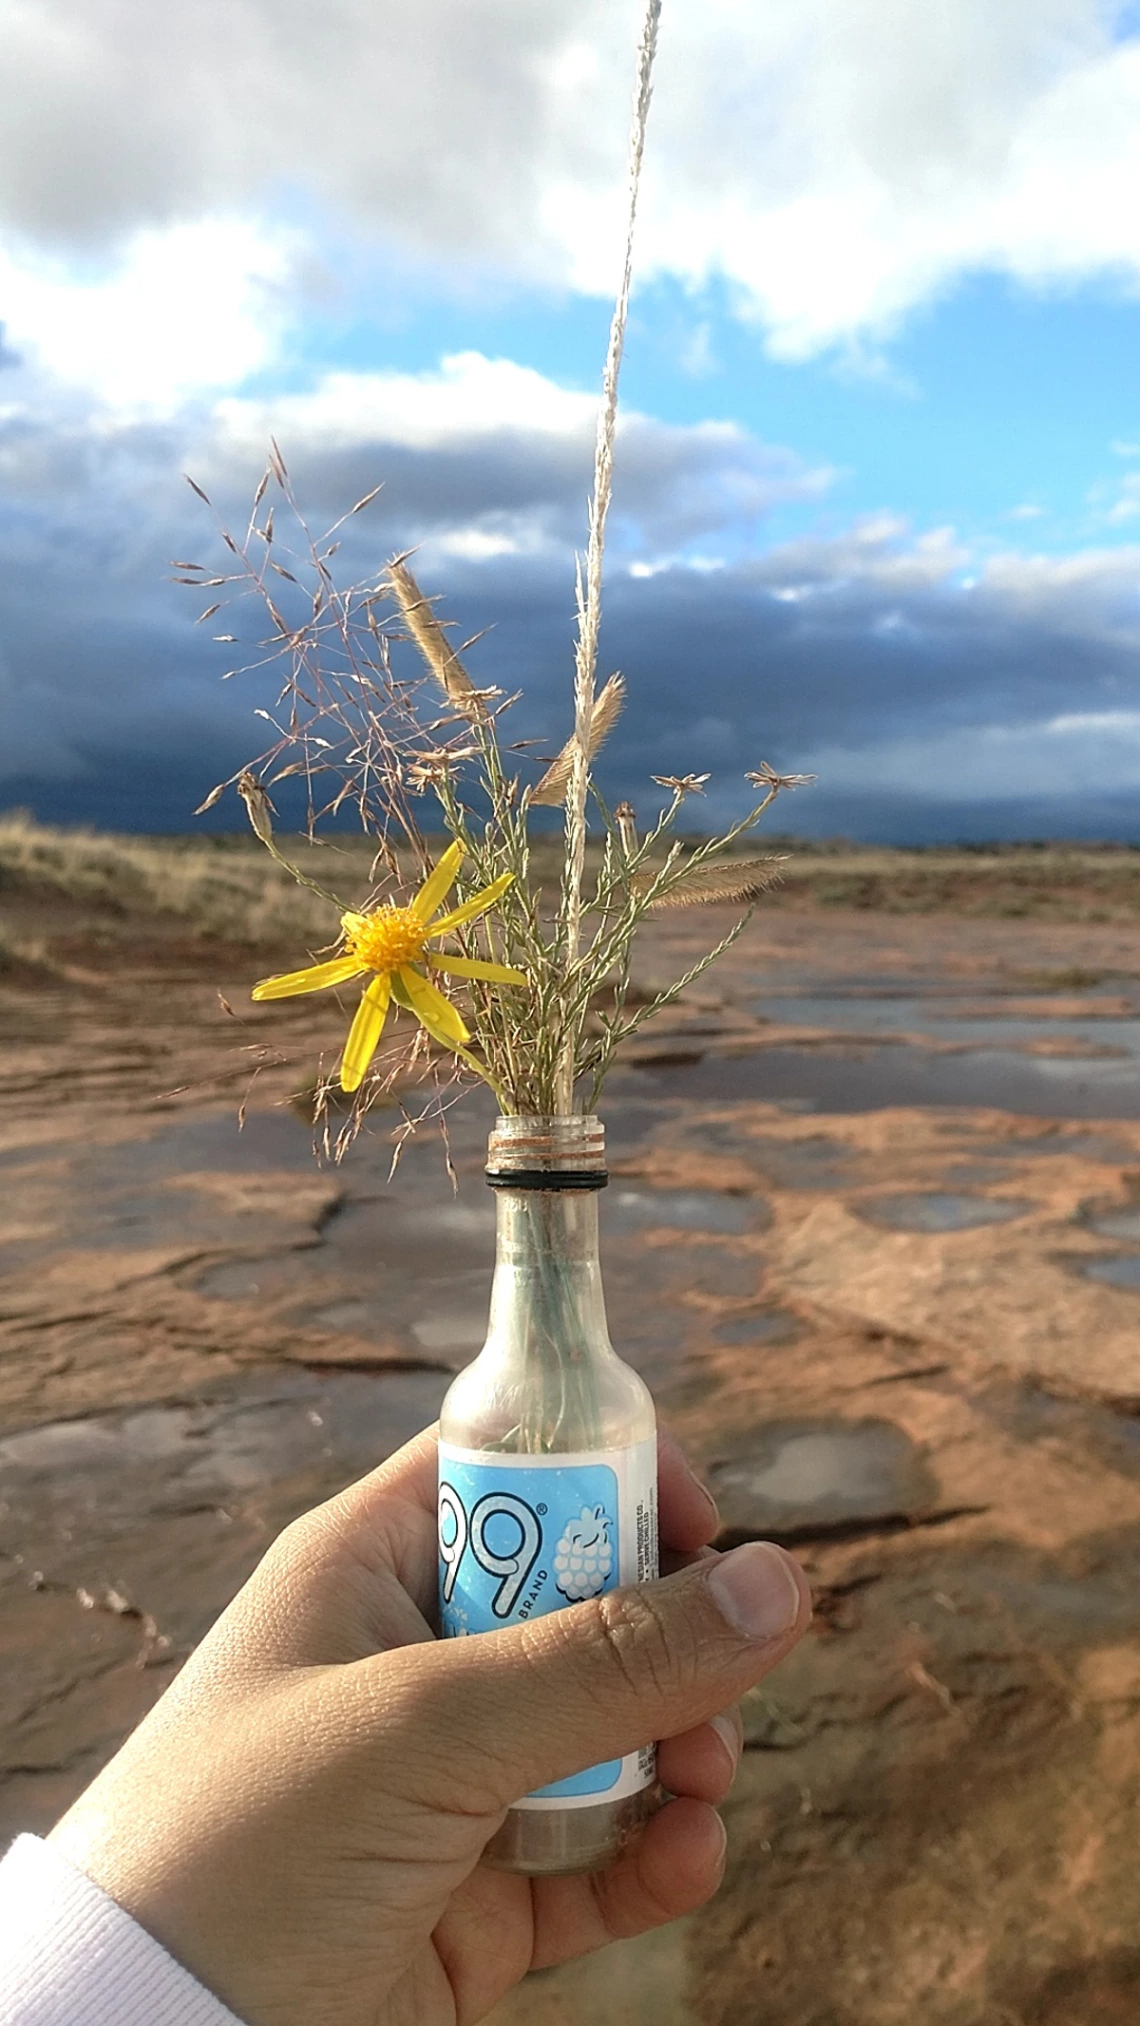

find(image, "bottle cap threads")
[486,1114,608,1191]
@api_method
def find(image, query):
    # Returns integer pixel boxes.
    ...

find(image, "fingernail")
[709,1712,741,1775]
[669,1438,720,1528]
[689,1469,720,1530]
[706,1542,803,1641]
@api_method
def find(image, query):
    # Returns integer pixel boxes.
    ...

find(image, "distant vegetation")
[2,812,1140,971]
[0,811,344,950]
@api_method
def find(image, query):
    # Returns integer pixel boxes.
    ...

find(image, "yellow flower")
[251,842,526,1092]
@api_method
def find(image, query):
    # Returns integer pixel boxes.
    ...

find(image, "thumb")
[378,1542,810,1812]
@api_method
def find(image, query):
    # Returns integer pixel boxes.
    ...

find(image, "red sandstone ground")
[3,872,1140,2026]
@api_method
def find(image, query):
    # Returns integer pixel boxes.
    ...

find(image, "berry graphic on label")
[553,1504,614,1600]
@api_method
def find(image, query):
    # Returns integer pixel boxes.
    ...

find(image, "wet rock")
[605,1186,761,1236]
[0,1366,450,1519]
[637,1041,1140,1119]
[771,1192,1140,1408]
[1086,1206,1140,1241]
[738,1685,808,1750]
[712,1308,800,1347]
[693,1529,1140,2026]
[858,1191,1033,1233]
[1083,1255,1140,1290]
[708,1417,940,1544]
[0,1365,451,1841]
[13,897,1140,2022]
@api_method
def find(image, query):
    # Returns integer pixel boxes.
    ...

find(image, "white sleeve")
[0,1835,244,2026]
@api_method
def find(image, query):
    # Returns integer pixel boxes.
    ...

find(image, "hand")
[50,1424,811,2026]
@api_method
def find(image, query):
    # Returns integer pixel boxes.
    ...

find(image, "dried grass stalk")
[557,0,662,1111]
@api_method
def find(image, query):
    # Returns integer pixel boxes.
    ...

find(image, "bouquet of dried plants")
[184,0,811,1152]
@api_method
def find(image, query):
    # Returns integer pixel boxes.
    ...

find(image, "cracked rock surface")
[4,903,1140,2024]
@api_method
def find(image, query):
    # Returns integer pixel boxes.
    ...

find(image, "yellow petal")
[428,871,513,935]
[252,955,364,1001]
[413,840,465,923]
[428,954,528,985]
[340,974,391,1092]
[395,965,471,1046]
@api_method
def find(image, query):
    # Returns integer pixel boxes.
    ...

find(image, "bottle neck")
[486,1186,613,1365]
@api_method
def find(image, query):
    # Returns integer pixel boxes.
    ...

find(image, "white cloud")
[4,1,1140,356]
[213,352,598,454]
[750,517,972,593]
[1106,470,1140,521]
[0,218,298,410]
[427,527,535,562]
[631,0,1140,356]
[1046,709,1140,734]
[973,543,1140,626]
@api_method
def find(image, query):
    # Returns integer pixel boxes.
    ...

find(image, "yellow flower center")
[342,906,428,974]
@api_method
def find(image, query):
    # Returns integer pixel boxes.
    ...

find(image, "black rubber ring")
[484,1168,609,1191]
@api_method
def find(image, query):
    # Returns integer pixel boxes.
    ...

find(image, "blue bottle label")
[438,1439,658,1808]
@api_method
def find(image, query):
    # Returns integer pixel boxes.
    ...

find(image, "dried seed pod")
[237,770,276,845]
[614,800,638,855]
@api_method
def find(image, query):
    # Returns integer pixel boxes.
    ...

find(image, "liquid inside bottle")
[438,1114,659,1875]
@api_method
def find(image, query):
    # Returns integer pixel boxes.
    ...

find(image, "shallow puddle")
[752,990,1140,1058]
[176,1123,763,1385]
[711,1309,800,1347]
[709,1417,937,1541]
[1081,1255,1140,1290]
[858,1193,1032,1234]
[0,1366,451,1519]
[1086,1207,1140,1241]
[605,1187,759,1235]
[939,1161,1019,1185]
[974,1133,1132,1165]
[663,1122,863,1191]
[631,1044,1140,1119]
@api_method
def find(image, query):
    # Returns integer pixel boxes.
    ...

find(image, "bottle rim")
[486,1114,607,1189]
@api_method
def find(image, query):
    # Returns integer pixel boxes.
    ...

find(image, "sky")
[6,1,1140,838]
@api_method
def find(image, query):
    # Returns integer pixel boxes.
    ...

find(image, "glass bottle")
[438,1114,659,1876]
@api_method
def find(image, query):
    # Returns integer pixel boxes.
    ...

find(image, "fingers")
[364,1541,810,1814]
[529,1797,727,1972]
[657,1427,720,1553]
[234,1422,722,1668]
[656,1708,742,1805]
[206,1429,442,1671]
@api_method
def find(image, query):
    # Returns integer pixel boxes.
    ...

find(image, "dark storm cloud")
[199,385,829,559]
[431,545,1140,833]
[3,366,1140,838]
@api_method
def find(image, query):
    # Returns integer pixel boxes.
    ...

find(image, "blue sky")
[6,0,1140,839]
